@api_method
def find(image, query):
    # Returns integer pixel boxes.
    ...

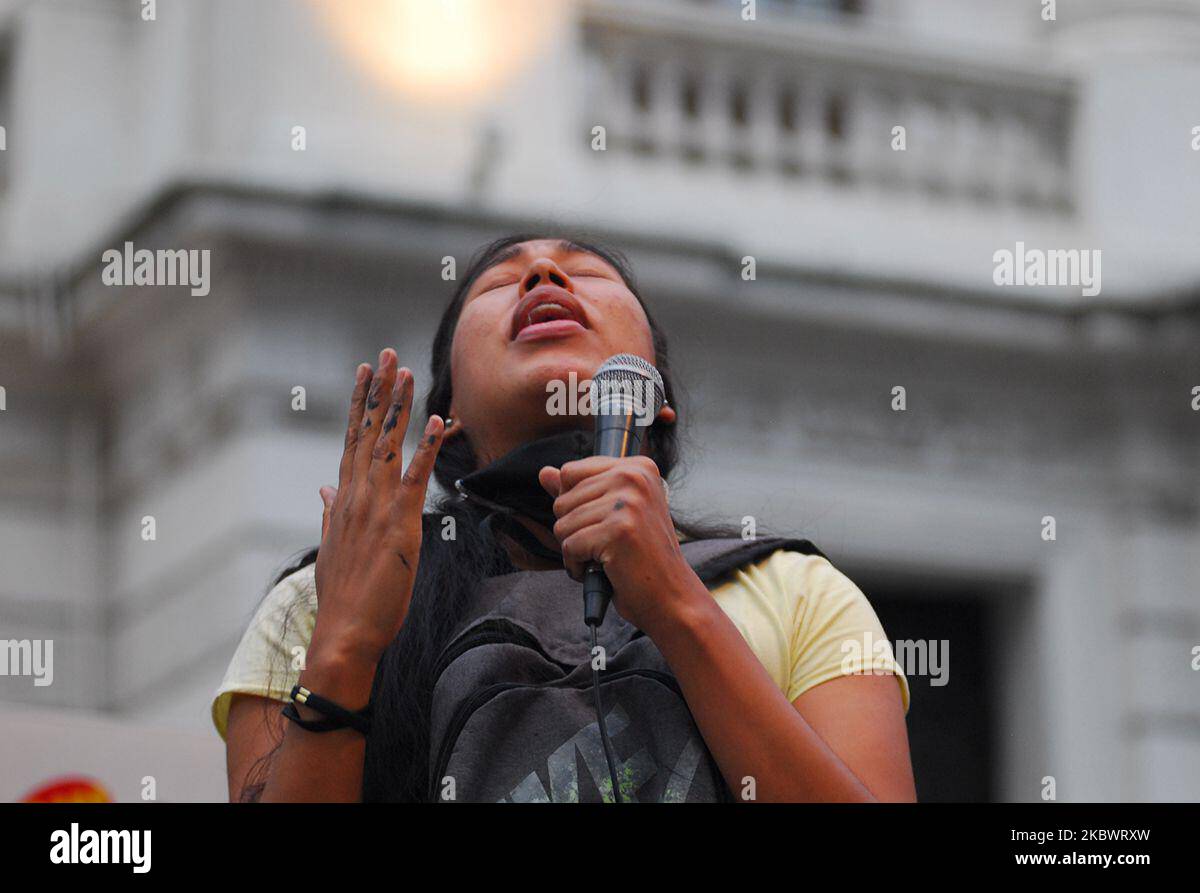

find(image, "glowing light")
[314,0,562,105]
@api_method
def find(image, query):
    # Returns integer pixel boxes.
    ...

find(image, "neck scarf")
[454,430,593,561]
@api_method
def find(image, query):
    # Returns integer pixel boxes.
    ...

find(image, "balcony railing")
[581,1,1075,213]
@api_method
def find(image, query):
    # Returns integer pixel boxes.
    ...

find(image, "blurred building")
[0,0,1198,801]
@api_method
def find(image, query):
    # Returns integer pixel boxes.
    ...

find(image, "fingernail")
[424,415,439,435]
[356,364,370,383]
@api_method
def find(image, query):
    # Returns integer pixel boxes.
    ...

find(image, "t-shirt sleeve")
[211,562,318,741]
[767,550,910,711]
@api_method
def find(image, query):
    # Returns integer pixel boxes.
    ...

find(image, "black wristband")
[282,684,373,736]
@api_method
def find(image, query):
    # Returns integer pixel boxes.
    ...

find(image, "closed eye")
[473,265,612,298]
[476,277,520,294]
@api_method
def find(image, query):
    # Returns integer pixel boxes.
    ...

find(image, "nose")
[519,258,574,297]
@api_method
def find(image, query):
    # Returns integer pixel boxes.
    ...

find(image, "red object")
[19,776,112,803]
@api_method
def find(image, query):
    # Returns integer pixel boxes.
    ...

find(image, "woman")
[215,234,915,802]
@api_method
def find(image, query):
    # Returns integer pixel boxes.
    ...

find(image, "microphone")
[582,354,667,627]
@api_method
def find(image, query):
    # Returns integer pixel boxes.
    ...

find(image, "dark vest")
[428,536,823,803]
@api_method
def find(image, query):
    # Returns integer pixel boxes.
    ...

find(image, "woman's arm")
[542,455,916,803]
[224,350,444,802]
[646,570,915,802]
[225,648,380,802]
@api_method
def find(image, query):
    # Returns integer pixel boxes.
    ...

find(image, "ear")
[640,404,677,457]
[440,403,464,441]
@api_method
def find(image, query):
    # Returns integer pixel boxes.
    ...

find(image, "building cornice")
[3,179,1198,356]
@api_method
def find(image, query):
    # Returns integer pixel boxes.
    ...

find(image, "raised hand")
[309,348,445,668]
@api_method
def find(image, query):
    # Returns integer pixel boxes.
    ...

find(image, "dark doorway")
[862,585,998,802]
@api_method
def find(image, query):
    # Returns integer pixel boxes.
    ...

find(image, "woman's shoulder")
[250,560,318,626]
[725,544,855,601]
[273,559,317,597]
[211,559,319,739]
[724,545,910,709]
[720,544,880,639]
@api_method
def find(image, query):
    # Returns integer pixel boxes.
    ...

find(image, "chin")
[500,354,597,431]
[513,353,602,391]
[538,413,592,437]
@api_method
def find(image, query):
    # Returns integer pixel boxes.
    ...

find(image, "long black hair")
[249,233,725,802]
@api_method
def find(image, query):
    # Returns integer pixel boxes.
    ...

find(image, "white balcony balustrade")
[582,2,1074,214]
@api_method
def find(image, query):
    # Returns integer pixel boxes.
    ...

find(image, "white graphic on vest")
[503,704,704,802]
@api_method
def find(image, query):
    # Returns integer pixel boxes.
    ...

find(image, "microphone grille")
[593,354,666,417]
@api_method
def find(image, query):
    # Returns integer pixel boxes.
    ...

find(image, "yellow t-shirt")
[212,549,908,740]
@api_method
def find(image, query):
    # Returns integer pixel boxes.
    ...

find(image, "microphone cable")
[588,622,624,804]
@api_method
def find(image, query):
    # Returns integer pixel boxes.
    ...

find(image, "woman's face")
[447,239,670,463]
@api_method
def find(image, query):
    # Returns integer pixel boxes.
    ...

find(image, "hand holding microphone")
[539,354,687,632]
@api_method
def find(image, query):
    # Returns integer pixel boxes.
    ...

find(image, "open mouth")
[511,286,589,342]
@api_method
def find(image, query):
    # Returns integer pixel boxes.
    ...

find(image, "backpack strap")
[680,536,827,586]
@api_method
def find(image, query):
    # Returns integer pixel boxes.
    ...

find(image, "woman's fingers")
[337,364,373,494]
[549,471,612,519]
[557,456,616,491]
[319,486,337,541]
[551,496,613,545]
[352,349,398,483]
[538,466,561,498]
[559,523,604,581]
[398,415,445,509]
[368,366,415,484]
